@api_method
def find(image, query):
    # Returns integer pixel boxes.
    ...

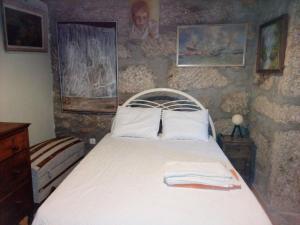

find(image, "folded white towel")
[164,161,239,188]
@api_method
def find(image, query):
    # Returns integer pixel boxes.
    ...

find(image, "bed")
[32,88,272,225]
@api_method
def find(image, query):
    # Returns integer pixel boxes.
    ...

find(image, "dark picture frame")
[1,2,48,52]
[256,15,288,73]
[57,22,118,113]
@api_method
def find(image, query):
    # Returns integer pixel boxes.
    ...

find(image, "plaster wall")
[0,0,55,145]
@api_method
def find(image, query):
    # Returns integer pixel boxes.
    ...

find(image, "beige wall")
[0,1,55,145]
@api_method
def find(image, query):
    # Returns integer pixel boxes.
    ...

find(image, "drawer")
[223,144,251,159]
[0,150,31,198]
[0,181,33,225]
[0,130,28,162]
[229,158,249,172]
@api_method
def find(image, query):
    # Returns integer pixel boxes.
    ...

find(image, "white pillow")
[111,106,161,139]
[161,110,209,141]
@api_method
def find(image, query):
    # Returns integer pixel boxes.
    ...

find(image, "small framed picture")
[256,15,288,73]
[1,2,48,52]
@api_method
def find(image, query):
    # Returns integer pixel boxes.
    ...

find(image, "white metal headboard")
[122,88,216,140]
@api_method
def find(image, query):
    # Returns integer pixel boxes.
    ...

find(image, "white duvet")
[33,134,272,225]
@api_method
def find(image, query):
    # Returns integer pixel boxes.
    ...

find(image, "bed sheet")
[33,134,272,225]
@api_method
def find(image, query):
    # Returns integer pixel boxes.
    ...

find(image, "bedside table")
[217,134,255,186]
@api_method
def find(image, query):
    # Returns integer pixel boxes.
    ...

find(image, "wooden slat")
[31,137,74,162]
[39,156,83,191]
[37,140,81,168]
[62,97,118,113]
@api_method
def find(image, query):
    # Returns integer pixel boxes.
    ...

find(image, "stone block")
[168,65,229,90]
[118,44,132,59]
[214,119,233,135]
[253,96,300,124]
[251,128,271,173]
[253,170,270,202]
[220,91,249,115]
[160,1,201,26]
[269,130,300,213]
[119,65,156,93]
[278,67,300,98]
[261,76,274,91]
[278,31,300,97]
[252,73,275,91]
[141,34,176,57]
[160,0,236,25]
[277,1,300,98]
[269,211,300,225]
[196,96,211,109]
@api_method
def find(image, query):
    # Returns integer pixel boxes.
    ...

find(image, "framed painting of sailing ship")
[177,24,248,67]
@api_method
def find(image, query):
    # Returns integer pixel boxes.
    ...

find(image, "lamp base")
[231,125,243,138]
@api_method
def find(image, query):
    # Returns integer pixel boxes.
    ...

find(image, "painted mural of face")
[133,8,149,29]
[132,1,150,30]
[130,0,159,40]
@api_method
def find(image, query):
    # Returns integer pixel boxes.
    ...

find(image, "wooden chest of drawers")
[218,135,256,186]
[0,122,33,225]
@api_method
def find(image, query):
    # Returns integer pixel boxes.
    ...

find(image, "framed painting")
[177,24,248,67]
[256,15,288,73]
[1,1,48,52]
[57,22,118,113]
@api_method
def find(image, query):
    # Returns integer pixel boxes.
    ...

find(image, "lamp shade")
[232,114,243,125]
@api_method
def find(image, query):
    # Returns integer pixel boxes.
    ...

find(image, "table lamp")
[231,114,244,137]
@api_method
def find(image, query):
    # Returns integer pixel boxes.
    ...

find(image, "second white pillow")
[161,110,209,141]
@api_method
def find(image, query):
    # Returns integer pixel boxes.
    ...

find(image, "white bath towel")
[164,161,240,188]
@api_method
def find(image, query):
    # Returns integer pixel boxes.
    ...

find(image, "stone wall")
[46,0,258,148]
[249,0,300,224]
[43,0,300,224]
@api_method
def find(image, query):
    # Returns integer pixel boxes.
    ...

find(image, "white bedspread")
[33,134,272,225]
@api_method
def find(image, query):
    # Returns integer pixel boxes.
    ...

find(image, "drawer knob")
[15,200,23,204]
[12,146,19,152]
[12,169,22,175]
